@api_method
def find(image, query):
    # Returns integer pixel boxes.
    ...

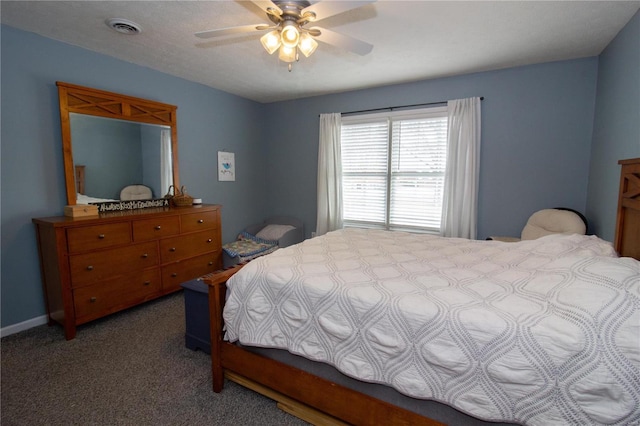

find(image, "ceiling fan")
[195,0,376,71]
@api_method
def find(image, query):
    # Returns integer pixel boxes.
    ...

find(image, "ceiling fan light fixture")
[194,0,375,72]
[278,45,297,63]
[280,21,300,48]
[260,30,281,54]
[298,33,318,57]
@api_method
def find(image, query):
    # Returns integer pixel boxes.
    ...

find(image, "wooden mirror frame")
[57,81,179,206]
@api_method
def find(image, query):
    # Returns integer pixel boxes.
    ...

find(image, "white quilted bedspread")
[224,229,640,425]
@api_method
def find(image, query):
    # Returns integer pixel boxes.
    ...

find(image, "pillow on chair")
[120,184,152,200]
[520,208,587,240]
[255,224,296,241]
[488,208,587,242]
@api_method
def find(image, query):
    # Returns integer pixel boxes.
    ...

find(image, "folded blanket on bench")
[222,232,278,264]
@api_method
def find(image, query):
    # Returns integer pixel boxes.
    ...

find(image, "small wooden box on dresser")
[33,204,222,340]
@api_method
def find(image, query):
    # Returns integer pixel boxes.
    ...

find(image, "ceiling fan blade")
[302,1,376,22]
[250,0,283,17]
[310,27,373,56]
[195,24,269,39]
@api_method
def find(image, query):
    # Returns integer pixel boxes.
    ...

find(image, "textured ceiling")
[2,1,639,103]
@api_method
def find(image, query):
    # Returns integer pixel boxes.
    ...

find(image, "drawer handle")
[143,281,151,286]
[98,234,105,239]
[142,253,148,258]
[208,261,214,266]
[198,219,204,224]
[86,265,94,271]
[90,297,97,303]
[207,239,212,243]
[171,273,178,278]
[155,225,162,230]
[169,247,176,252]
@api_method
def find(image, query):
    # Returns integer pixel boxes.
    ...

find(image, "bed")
[205,158,640,426]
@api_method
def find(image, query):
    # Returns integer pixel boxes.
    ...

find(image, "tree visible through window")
[341,107,448,233]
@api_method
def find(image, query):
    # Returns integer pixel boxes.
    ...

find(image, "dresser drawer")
[67,222,131,253]
[161,252,221,293]
[159,229,221,263]
[133,216,180,241]
[181,210,219,233]
[69,241,159,287]
[73,268,161,323]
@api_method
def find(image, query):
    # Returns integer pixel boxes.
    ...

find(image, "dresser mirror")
[57,81,179,206]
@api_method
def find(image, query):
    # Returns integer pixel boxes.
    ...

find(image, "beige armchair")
[488,208,587,242]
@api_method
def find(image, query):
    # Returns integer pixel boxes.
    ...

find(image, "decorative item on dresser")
[33,204,222,340]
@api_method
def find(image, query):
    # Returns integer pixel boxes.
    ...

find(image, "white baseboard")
[0,315,48,338]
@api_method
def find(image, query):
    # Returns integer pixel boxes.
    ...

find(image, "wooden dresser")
[33,204,222,340]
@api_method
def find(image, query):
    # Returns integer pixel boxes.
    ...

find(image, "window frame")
[340,106,448,233]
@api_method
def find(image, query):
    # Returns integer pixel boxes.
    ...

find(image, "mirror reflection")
[70,114,173,204]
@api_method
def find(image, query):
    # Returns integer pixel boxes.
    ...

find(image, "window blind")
[341,107,448,232]
[341,120,388,226]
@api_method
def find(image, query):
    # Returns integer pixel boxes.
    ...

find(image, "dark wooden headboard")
[615,157,640,260]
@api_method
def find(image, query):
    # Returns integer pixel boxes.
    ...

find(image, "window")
[341,107,448,233]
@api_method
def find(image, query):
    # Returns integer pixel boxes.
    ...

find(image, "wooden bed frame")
[205,157,640,426]
[615,158,640,259]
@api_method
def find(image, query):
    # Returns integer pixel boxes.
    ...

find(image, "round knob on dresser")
[86,265,94,271]
[154,225,162,230]
[90,297,97,303]
[198,219,204,223]
[142,253,148,258]
[207,239,212,243]
[143,281,151,286]
[98,234,105,239]
[169,247,176,252]
[171,273,177,277]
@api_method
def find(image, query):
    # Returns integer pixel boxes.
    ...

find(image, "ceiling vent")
[106,18,142,35]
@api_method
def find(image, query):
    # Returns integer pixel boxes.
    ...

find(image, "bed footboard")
[205,264,244,392]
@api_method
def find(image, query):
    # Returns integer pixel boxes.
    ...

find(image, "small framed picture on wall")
[218,151,235,181]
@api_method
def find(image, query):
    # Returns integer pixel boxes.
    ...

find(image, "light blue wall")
[263,59,599,240]
[2,11,637,331]
[1,25,269,328]
[586,10,640,240]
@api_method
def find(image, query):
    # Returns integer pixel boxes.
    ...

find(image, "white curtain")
[441,97,482,239]
[316,113,343,236]
[160,129,173,196]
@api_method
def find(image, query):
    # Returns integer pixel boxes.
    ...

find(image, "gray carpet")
[1,293,309,426]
